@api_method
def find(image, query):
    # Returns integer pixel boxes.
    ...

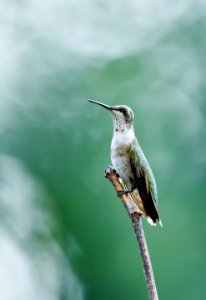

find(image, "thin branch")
[105,166,159,300]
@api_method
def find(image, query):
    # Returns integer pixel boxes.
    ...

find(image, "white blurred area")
[1,0,205,60]
[0,155,83,300]
[0,0,205,140]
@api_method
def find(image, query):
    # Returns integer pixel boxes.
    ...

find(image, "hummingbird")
[88,99,161,226]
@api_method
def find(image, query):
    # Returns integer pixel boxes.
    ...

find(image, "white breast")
[111,128,134,152]
[110,128,135,183]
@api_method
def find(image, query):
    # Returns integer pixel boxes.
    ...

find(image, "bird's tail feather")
[129,188,147,217]
[125,186,162,226]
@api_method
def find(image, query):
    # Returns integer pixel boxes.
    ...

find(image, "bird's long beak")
[88,99,115,111]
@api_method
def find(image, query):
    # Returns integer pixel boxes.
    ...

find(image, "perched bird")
[88,100,162,226]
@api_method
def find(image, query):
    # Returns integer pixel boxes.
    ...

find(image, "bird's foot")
[117,190,133,197]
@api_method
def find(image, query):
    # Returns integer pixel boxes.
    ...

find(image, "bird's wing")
[129,146,160,224]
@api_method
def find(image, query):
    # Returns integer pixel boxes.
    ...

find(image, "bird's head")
[88,100,134,132]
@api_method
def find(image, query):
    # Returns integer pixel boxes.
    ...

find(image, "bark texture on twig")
[105,166,159,300]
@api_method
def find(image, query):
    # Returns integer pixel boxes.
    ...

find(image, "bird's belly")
[111,151,133,186]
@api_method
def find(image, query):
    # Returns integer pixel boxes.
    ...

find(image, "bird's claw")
[117,190,133,197]
[117,190,127,197]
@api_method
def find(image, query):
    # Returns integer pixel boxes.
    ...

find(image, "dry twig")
[105,166,159,300]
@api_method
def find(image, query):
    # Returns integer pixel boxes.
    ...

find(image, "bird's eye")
[120,108,127,115]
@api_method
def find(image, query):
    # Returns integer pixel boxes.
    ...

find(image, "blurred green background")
[0,0,206,299]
